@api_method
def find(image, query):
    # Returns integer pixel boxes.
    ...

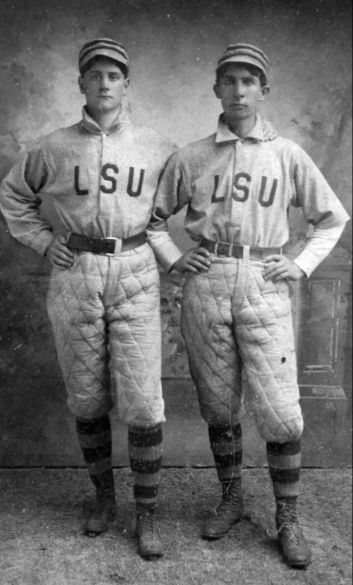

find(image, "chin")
[228,113,249,123]
[97,104,119,113]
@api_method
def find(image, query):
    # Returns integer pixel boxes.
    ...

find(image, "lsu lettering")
[74,165,145,197]
[211,172,278,207]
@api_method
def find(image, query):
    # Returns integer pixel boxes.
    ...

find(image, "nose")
[99,74,110,89]
[233,81,245,98]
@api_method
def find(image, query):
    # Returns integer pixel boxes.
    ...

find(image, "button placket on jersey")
[230,139,245,237]
[98,133,122,252]
[97,133,106,227]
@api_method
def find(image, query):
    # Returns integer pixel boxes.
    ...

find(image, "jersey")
[0,107,175,423]
[0,107,175,256]
[148,115,349,274]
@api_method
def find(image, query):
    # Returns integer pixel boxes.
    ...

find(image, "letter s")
[232,172,250,202]
[101,164,119,194]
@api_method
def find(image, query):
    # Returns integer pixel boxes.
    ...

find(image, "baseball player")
[148,43,349,568]
[0,38,175,559]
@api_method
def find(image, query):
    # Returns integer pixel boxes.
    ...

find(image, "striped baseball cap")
[217,43,269,82]
[79,38,129,75]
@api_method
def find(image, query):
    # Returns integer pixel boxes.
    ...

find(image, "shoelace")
[215,490,242,514]
[277,503,302,544]
[138,511,157,537]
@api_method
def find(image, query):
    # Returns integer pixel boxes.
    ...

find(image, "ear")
[78,76,86,95]
[123,77,130,93]
[213,83,221,100]
[259,85,270,102]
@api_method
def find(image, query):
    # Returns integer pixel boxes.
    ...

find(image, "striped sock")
[128,424,163,512]
[208,423,242,488]
[266,440,301,499]
[76,415,114,495]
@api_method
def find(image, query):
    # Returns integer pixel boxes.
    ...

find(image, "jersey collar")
[215,113,268,143]
[80,105,130,135]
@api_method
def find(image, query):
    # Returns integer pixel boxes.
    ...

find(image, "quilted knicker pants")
[181,255,303,443]
[47,244,165,425]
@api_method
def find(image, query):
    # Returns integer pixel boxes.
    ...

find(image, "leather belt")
[200,238,282,259]
[66,232,147,255]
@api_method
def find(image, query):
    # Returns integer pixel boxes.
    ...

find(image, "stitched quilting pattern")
[47,245,165,425]
[181,258,303,442]
[181,262,243,426]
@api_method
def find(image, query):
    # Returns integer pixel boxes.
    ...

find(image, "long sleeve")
[148,152,190,272]
[291,146,350,230]
[0,147,54,256]
[289,145,350,275]
[293,223,347,277]
[146,230,182,272]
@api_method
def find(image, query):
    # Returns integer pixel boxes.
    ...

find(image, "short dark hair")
[216,62,267,87]
[80,55,128,78]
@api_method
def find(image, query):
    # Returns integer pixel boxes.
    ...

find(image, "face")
[78,58,129,117]
[214,63,269,125]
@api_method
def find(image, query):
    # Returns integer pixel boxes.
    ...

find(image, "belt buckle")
[217,242,231,257]
[105,237,122,256]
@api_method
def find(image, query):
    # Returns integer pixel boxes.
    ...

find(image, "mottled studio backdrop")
[0,0,351,466]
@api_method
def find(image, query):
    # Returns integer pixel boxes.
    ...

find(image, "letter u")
[127,167,145,197]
